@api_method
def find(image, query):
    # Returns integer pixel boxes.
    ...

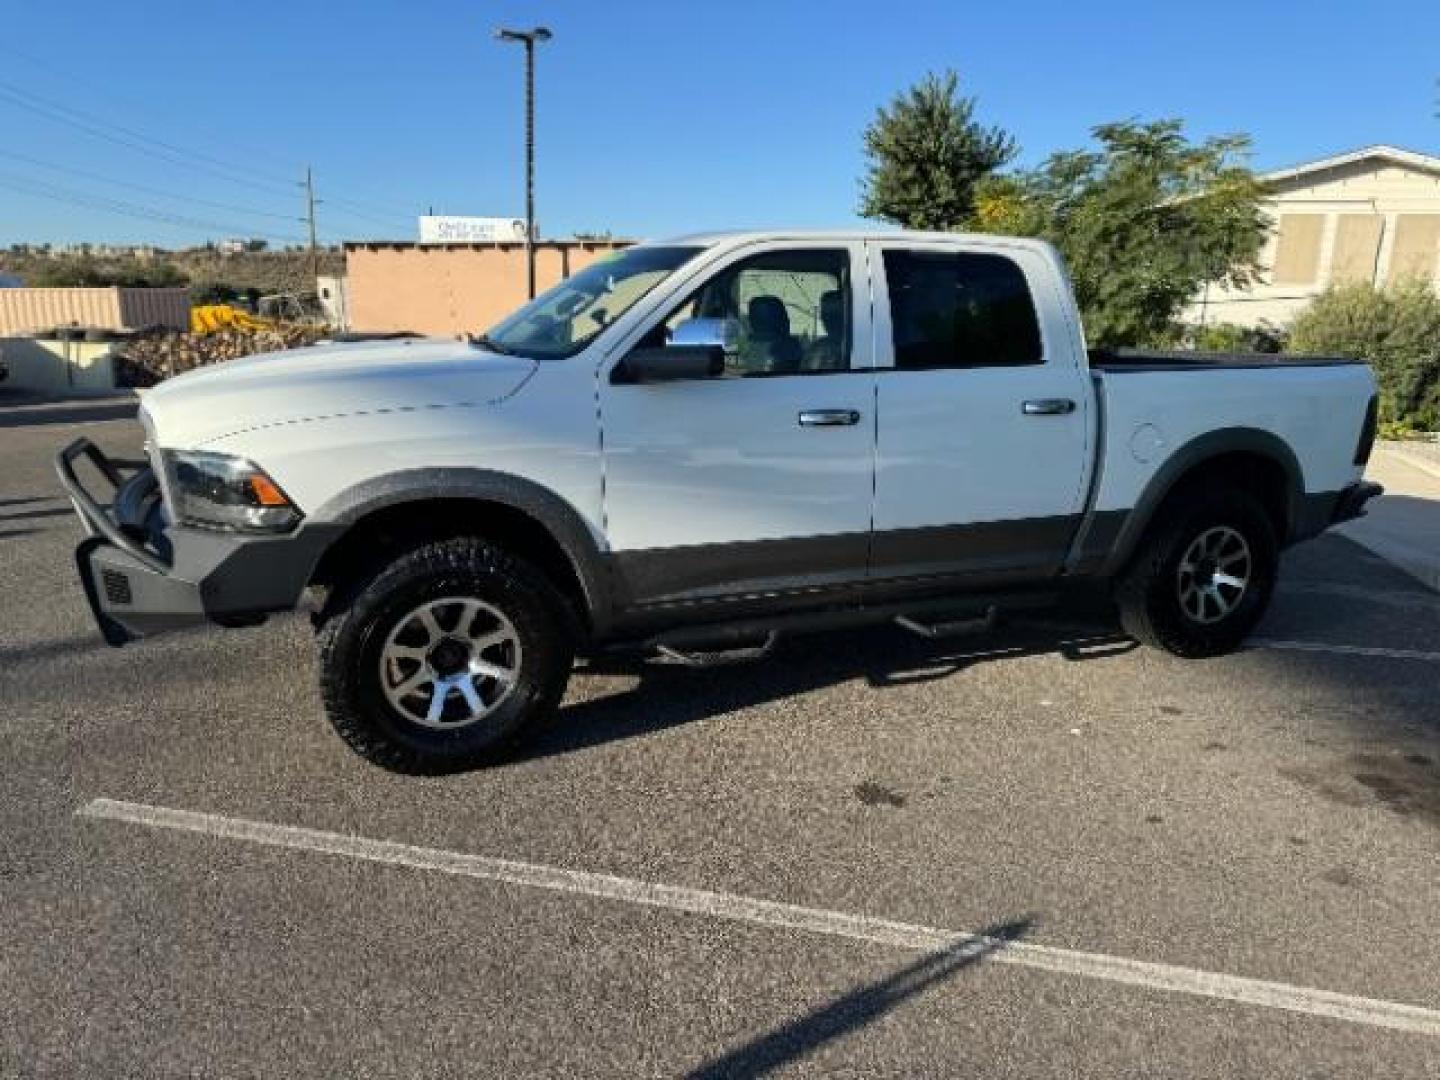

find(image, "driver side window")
[654,249,852,376]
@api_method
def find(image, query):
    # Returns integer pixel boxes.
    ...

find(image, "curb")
[1377,442,1440,482]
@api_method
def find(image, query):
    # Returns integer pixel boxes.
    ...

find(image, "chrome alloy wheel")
[1176,525,1252,625]
[379,597,522,729]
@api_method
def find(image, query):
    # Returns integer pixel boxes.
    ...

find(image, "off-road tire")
[316,536,574,773]
[1115,487,1278,658]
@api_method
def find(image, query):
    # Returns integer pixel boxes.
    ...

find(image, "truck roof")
[654,228,1061,254]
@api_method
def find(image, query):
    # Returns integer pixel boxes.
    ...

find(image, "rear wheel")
[1115,487,1278,658]
[316,536,574,773]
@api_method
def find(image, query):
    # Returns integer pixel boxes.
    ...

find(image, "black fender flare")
[1099,427,1305,577]
[312,468,613,632]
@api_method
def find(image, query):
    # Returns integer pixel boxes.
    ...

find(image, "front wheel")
[316,536,575,774]
[1114,487,1279,658]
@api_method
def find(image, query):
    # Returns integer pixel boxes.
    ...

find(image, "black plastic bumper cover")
[1290,480,1385,543]
[1331,480,1384,525]
[57,437,337,647]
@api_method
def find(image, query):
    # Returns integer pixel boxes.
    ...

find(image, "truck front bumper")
[57,438,337,646]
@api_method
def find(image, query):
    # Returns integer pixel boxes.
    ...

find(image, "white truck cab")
[58,230,1382,773]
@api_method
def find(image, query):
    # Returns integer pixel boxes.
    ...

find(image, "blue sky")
[1,0,1437,248]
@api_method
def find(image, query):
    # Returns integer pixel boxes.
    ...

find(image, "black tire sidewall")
[323,540,572,771]
[1133,491,1278,657]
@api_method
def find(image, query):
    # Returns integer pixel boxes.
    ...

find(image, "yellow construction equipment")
[190,304,277,335]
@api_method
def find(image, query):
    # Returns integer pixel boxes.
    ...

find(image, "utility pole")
[302,166,319,291]
[495,26,552,299]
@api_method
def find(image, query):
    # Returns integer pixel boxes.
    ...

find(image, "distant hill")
[0,248,345,295]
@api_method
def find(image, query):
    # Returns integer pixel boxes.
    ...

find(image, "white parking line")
[81,797,1440,1037]
[1253,638,1440,663]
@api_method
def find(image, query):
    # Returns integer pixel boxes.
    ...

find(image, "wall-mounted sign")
[418,216,529,244]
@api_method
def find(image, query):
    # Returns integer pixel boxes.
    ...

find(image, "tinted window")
[658,249,851,376]
[883,250,1042,370]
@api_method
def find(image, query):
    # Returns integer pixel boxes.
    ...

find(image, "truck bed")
[1083,351,1377,545]
[1089,348,1362,373]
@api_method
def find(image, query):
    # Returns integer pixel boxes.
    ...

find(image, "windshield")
[480,245,702,359]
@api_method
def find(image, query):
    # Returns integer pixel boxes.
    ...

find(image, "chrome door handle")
[1021,398,1076,416]
[798,409,861,427]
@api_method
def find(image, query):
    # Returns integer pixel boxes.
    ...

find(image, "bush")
[190,282,239,305]
[26,254,189,288]
[1189,321,1287,354]
[1289,281,1440,431]
[1378,419,1431,441]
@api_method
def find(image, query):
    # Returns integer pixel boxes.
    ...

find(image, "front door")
[599,242,876,610]
[868,241,1092,587]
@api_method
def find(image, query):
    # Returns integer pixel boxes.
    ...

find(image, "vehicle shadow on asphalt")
[685,918,1033,1078]
[520,618,1136,765]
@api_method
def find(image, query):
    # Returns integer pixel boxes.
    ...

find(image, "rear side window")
[883,250,1042,370]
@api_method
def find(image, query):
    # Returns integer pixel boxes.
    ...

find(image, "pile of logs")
[114,324,329,387]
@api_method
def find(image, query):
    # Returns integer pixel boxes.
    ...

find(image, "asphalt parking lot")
[4,398,1440,1077]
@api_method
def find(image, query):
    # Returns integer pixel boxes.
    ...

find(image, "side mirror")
[612,344,724,384]
[670,316,739,351]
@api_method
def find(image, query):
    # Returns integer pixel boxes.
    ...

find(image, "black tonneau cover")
[1089,348,1363,373]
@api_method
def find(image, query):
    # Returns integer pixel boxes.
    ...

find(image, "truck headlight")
[161,450,301,533]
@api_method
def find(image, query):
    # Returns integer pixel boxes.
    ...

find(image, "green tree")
[1290,281,1440,430]
[859,70,1016,230]
[974,120,1268,348]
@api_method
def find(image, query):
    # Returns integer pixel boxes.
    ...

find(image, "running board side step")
[656,632,781,667]
[612,590,1059,665]
[895,605,998,639]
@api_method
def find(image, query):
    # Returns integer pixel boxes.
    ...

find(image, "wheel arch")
[1101,428,1303,578]
[306,469,612,636]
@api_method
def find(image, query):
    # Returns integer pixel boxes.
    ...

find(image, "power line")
[0,85,409,236]
[0,43,307,181]
[0,148,301,222]
[317,196,414,231]
[0,81,301,198]
[0,68,415,228]
[0,147,406,237]
[0,171,311,244]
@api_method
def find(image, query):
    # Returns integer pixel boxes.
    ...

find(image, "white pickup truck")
[59,230,1381,773]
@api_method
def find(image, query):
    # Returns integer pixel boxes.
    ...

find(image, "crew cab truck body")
[57,230,1382,773]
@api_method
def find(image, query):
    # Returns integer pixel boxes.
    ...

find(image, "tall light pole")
[495,25,552,299]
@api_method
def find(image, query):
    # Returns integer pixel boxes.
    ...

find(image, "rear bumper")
[56,438,337,646]
[1330,480,1384,525]
[1290,480,1385,544]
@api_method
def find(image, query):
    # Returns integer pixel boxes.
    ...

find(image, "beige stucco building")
[0,286,189,336]
[1194,145,1440,329]
[345,240,632,337]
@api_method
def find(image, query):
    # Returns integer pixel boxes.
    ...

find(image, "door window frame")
[601,239,875,382]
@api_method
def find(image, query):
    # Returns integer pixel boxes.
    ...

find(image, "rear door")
[599,241,877,609]
[867,240,1091,587]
